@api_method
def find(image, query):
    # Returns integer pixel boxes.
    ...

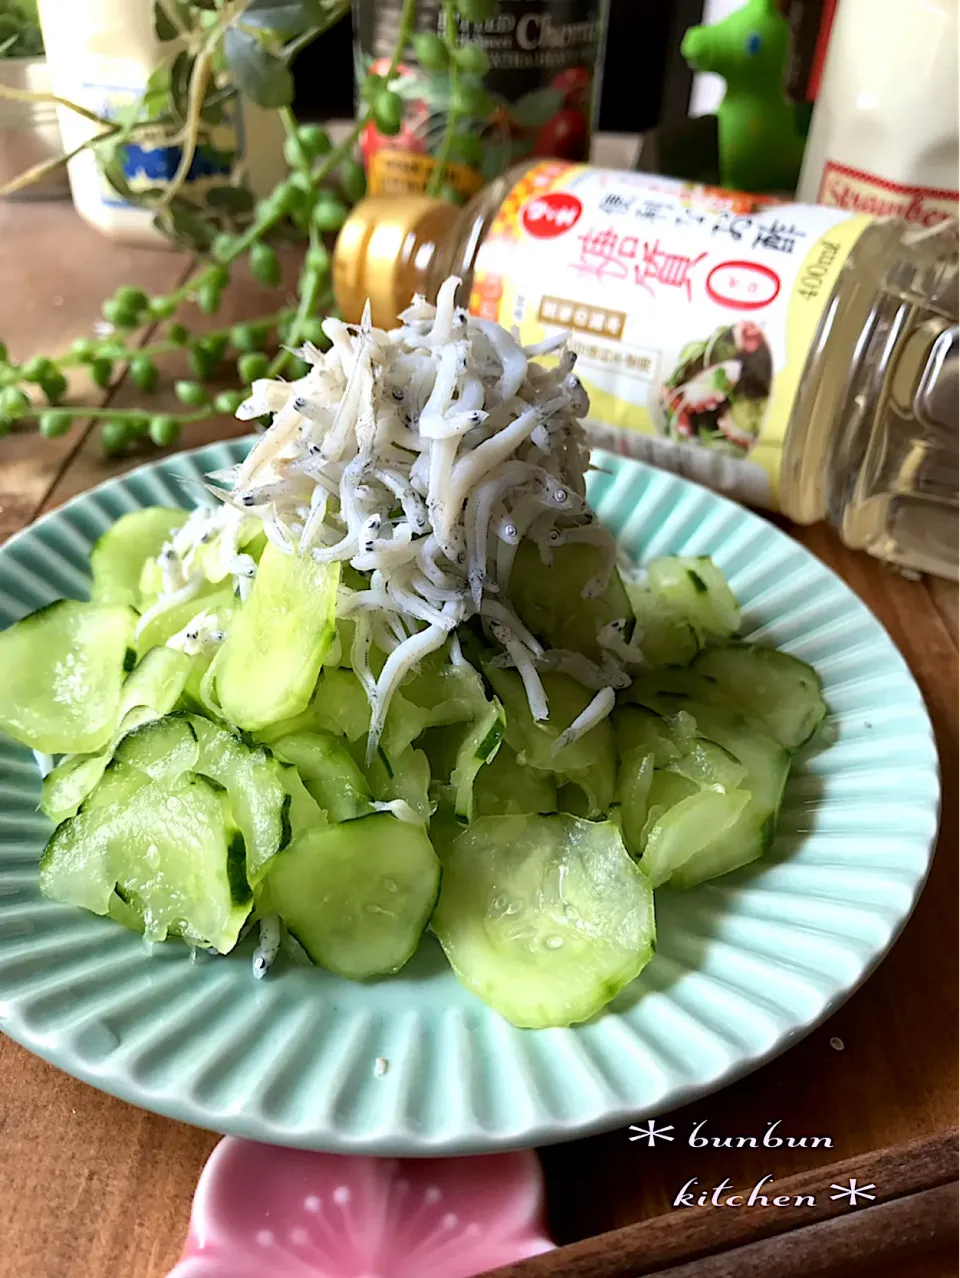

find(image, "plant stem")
[267,240,327,378]
[0,311,294,390]
[0,137,91,199]
[161,51,214,209]
[13,405,212,425]
[0,84,116,129]
[426,1,462,196]
[383,0,418,81]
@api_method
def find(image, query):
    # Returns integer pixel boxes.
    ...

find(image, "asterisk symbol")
[628,1119,675,1146]
[830,1178,877,1206]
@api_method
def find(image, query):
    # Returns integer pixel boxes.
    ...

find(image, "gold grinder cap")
[333,195,461,328]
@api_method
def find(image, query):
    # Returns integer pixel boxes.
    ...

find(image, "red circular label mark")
[521,191,583,238]
[706,260,781,310]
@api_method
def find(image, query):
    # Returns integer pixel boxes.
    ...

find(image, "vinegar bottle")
[333,162,958,580]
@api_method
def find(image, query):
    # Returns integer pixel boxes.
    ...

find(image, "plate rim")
[0,440,941,1153]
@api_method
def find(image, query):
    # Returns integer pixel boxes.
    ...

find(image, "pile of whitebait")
[157,278,638,756]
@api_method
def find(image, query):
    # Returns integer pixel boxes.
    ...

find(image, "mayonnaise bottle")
[36,0,287,246]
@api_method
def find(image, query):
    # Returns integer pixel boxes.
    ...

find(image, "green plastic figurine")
[681,0,808,195]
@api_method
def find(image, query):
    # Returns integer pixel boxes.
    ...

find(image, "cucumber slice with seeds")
[648,556,740,640]
[630,688,789,888]
[265,813,440,978]
[0,600,136,754]
[40,770,250,952]
[432,813,655,1029]
[215,542,339,732]
[485,664,617,817]
[272,731,372,823]
[625,582,701,667]
[90,507,188,608]
[39,649,196,823]
[188,715,290,885]
[693,644,826,750]
[114,715,198,781]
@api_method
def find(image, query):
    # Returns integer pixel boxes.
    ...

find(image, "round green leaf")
[129,356,158,393]
[223,27,295,109]
[149,415,180,447]
[39,410,73,439]
[412,32,448,71]
[238,352,270,382]
[175,380,209,407]
[453,42,490,75]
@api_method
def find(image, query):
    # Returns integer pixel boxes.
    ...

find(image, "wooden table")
[0,196,956,1278]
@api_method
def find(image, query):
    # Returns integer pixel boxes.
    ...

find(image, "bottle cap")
[333,195,460,327]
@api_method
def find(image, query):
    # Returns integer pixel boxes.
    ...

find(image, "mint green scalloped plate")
[0,443,940,1153]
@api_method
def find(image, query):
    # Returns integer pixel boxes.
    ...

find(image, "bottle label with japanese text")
[468,161,873,509]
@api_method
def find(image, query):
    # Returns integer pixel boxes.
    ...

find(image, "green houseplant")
[0,0,499,453]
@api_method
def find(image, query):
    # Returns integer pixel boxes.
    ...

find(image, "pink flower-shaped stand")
[168,1138,555,1278]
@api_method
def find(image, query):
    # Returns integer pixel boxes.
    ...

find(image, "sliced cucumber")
[625,581,701,667]
[114,715,199,781]
[215,542,339,732]
[648,556,740,641]
[640,769,699,844]
[617,750,654,855]
[450,697,505,823]
[188,715,290,885]
[119,646,195,718]
[304,667,371,743]
[432,814,656,1028]
[364,743,432,823]
[473,743,558,818]
[484,664,617,817]
[275,762,326,837]
[614,704,689,768]
[136,583,234,659]
[401,648,489,729]
[642,789,750,888]
[194,516,262,584]
[667,739,746,792]
[631,688,789,888]
[0,600,136,754]
[40,770,250,952]
[81,759,151,812]
[626,666,769,735]
[272,731,372,822]
[39,649,196,824]
[264,813,440,978]
[41,752,121,827]
[90,507,188,608]
[693,643,826,750]
[509,538,632,661]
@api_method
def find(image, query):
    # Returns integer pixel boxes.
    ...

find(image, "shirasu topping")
[154,278,631,754]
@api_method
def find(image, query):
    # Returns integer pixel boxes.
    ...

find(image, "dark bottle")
[353,0,611,201]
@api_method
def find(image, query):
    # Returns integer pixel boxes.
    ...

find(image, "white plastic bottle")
[797,0,958,224]
[35,0,287,246]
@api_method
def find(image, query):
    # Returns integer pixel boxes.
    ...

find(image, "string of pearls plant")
[0,0,498,455]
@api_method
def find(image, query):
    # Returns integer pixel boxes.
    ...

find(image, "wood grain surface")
[0,198,957,1278]
[486,1129,959,1278]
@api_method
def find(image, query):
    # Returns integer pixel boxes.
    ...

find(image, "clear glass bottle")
[333,163,958,579]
